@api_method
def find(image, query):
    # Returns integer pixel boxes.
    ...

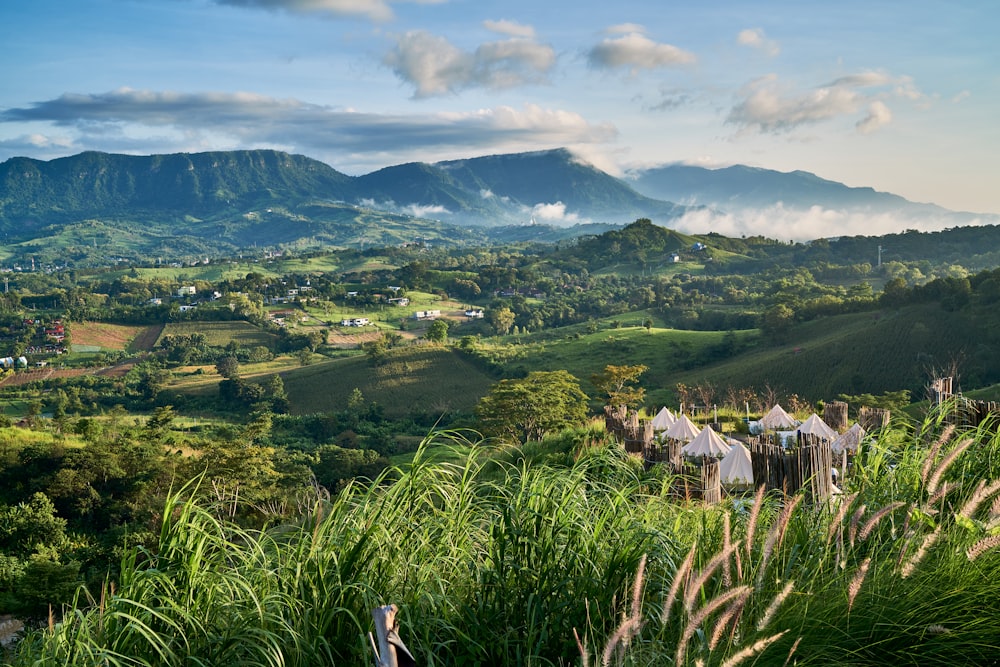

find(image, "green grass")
[157,321,279,348]
[280,346,497,417]
[15,410,1000,666]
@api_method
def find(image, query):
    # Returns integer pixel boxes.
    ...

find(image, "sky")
[1,0,998,238]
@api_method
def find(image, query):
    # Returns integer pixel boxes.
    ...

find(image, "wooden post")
[371,604,416,667]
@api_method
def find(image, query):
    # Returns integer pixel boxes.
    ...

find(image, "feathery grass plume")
[757,495,802,585]
[783,637,802,667]
[966,534,1000,561]
[718,630,788,667]
[927,481,957,509]
[927,437,975,495]
[757,580,795,631]
[925,624,951,635]
[901,526,941,578]
[574,628,590,667]
[920,424,955,485]
[859,502,905,542]
[662,542,698,624]
[990,494,1000,518]
[708,596,747,651]
[847,557,872,611]
[848,503,868,548]
[744,485,767,558]
[958,478,1000,519]
[722,512,733,587]
[675,586,752,667]
[600,556,647,666]
[825,493,858,548]
[685,543,740,615]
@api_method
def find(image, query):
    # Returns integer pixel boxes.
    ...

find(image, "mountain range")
[0,147,995,266]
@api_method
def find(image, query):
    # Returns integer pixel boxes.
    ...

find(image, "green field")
[157,321,279,348]
[280,346,497,417]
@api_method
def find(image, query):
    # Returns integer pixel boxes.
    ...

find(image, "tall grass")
[13,409,1000,665]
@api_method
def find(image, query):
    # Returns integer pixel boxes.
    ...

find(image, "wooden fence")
[748,436,833,502]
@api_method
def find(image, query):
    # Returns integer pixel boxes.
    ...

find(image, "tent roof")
[650,407,676,431]
[664,414,701,441]
[720,441,753,485]
[797,413,838,441]
[682,426,730,458]
[760,404,799,430]
[832,423,866,454]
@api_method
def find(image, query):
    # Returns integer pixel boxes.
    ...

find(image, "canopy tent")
[832,423,866,454]
[650,407,676,431]
[664,414,701,442]
[682,426,731,458]
[759,404,799,430]
[720,441,754,486]
[796,413,839,441]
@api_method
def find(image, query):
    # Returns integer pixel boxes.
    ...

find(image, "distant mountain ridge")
[0,147,995,267]
[626,163,989,222]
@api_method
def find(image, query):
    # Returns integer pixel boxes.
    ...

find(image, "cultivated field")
[157,321,279,348]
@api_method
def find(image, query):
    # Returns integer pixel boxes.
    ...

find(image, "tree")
[590,364,648,410]
[476,370,589,444]
[216,355,240,380]
[425,319,449,344]
[488,307,516,336]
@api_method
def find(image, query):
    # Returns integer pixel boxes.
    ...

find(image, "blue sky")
[2,0,998,232]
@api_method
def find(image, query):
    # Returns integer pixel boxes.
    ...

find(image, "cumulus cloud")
[0,88,616,170]
[737,28,779,56]
[587,29,695,73]
[856,100,892,134]
[482,19,535,38]
[212,0,445,22]
[727,71,912,134]
[530,201,580,223]
[383,29,555,97]
[670,203,974,242]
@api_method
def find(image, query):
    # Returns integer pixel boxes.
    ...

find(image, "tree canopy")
[476,370,589,444]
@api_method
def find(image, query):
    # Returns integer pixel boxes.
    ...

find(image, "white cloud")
[727,71,909,134]
[483,19,535,39]
[401,203,450,217]
[0,89,616,171]
[530,201,580,223]
[212,0,446,22]
[605,23,647,35]
[587,31,695,73]
[856,101,892,134]
[737,28,779,57]
[670,203,975,242]
[383,30,555,97]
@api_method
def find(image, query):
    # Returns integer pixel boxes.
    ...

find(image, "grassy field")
[70,322,162,352]
[157,321,279,348]
[280,346,496,417]
[668,304,972,402]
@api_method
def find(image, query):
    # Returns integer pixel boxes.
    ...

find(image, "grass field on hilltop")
[157,321,279,348]
[280,346,496,418]
[70,321,160,352]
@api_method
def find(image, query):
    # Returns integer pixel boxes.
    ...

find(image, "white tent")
[650,407,676,431]
[760,404,799,430]
[832,423,866,454]
[664,414,701,442]
[682,426,730,458]
[720,441,754,485]
[796,413,838,441]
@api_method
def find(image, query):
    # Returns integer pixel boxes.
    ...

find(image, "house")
[148,297,163,305]
[669,253,681,263]
[177,285,197,297]
[465,309,484,319]
[413,310,441,320]
[179,305,197,312]
[387,297,410,307]
[340,318,370,327]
